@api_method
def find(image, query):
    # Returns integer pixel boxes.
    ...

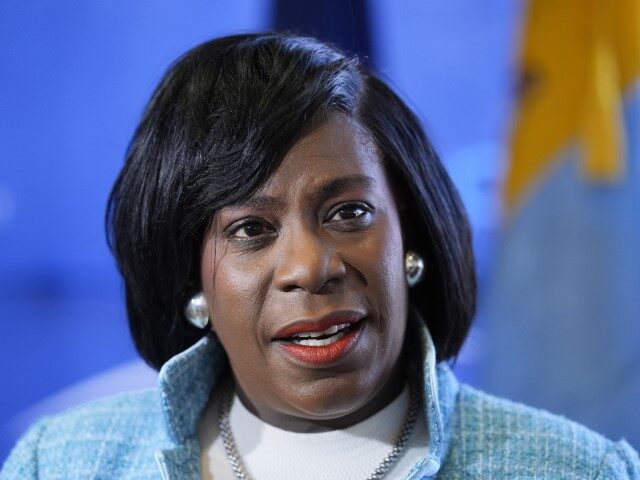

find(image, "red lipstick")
[273,311,367,366]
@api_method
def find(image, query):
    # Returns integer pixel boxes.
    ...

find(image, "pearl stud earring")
[405,251,425,287]
[184,292,210,329]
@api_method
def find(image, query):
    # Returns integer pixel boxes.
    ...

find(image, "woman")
[2,33,638,480]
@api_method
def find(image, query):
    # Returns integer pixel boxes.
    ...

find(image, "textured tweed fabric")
[2,314,638,479]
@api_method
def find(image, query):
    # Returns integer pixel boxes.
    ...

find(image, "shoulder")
[40,388,163,434]
[1,389,169,479]
[36,388,166,446]
[440,384,640,479]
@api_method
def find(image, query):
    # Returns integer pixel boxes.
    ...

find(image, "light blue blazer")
[2,315,639,479]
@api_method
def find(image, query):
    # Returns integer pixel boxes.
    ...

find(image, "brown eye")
[326,202,372,223]
[230,220,272,238]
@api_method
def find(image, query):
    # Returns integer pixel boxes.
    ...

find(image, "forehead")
[257,114,384,195]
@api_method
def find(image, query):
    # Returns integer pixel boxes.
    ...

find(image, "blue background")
[0,0,520,461]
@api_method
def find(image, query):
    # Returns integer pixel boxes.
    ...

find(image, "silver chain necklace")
[218,371,421,480]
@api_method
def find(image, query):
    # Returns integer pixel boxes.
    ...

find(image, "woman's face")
[201,114,409,431]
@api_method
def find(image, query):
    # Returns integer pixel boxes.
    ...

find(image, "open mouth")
[275,317,366,365]
[278,319,363,346]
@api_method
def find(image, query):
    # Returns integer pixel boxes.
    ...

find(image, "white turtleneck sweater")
[198,383,428,480]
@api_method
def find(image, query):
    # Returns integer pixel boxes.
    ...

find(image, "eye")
[227,219,274,239]
[325,202,372,223]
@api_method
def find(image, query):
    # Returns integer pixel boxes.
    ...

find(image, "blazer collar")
[405,306,460,477]
[155,309,459,479]
[157,333,225,445]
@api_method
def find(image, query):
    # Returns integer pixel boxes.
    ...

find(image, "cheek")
[369,213,407,313]
[201,241,270,347]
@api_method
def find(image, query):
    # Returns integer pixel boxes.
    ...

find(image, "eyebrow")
[234,195,286,211]
[234,174,377,210]
[314,174,377,203]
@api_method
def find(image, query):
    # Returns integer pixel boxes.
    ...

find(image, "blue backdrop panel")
[274,0,371,59]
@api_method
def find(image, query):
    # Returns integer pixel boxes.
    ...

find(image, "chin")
[283,371,377,418]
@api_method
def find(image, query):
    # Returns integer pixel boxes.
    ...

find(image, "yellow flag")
[505,0,640,211]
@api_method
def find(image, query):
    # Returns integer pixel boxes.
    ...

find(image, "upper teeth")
[291,323,351,339]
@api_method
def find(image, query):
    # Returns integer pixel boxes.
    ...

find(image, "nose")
[274,227,347,293]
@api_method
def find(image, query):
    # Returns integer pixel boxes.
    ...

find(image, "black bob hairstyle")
[107,32,476,371]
